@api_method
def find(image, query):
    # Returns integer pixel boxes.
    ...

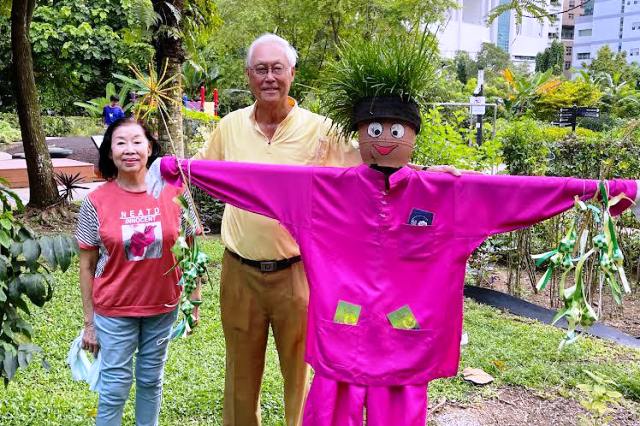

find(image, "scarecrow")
[148,33,640,426]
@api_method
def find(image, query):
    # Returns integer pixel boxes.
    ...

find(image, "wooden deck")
[0,158,96,188]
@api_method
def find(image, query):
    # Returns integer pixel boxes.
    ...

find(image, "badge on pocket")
[407,208,434,226]
[387,305,420,329]
[333,300,361,326]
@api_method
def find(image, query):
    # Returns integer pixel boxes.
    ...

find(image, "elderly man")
[194,34,360,425]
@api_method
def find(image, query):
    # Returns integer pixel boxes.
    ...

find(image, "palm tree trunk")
[11,0,58,208]
[153,0,185,157]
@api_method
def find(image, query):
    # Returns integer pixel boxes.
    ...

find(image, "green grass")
[1,237,639,424]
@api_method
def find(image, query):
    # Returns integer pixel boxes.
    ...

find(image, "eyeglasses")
[248,64,289,76]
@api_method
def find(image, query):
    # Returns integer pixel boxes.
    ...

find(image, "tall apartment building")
[561,0,586,76]
[437,0,562,70]
[572,0,640,72]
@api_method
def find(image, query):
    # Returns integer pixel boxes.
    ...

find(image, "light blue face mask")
[67,329,102,392]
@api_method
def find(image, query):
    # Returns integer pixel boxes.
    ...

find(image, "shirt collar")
[356,163,413,189]
[248,96,298,124]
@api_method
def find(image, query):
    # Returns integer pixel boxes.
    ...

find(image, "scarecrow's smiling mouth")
[373,144,398,156]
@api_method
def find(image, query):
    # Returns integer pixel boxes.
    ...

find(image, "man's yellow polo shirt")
[194,98,361,260]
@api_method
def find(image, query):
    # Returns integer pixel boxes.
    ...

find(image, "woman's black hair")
[98,118,162,180]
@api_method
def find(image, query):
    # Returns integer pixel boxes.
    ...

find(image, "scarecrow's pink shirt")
[161,158,637,386]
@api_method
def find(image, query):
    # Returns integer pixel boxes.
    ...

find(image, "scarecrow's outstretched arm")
[148,156,313,234]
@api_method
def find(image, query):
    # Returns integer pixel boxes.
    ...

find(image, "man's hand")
[422,164,462,176]
[408,163,462,176]
[81,324,99,356]
[145,158,166,198]
[410,164,483,176]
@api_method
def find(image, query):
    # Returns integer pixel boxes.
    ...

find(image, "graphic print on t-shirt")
[120,208,163,261]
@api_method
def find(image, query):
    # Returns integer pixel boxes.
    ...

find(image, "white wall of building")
[437,0,562,72]
[572,0,640,73]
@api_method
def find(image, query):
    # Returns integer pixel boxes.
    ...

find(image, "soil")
[17,203,80,236]
[429,386,640,426]
[481,267,640,339]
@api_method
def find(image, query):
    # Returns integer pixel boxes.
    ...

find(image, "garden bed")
[485,267,640,339]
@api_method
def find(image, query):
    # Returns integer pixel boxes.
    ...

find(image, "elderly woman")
[75,118,196,426]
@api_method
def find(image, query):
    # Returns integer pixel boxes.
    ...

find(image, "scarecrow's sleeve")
[453,174,639,238]
[160,157,312,230]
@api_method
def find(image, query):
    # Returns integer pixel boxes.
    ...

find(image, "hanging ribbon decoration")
[531,215,577,293]
[163,143,211,340]
[532,181,633,348]
[128,62,211,339]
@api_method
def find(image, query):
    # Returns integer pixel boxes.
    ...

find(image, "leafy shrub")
[184,118,216,158]
[413,107,502,171]
[497,117,549,175]
[497,118,640,298]
[66,117,103,136]
[0,120,21,144]
[182,108,218,123]
[0,182,78,384]
[0,114,102,138]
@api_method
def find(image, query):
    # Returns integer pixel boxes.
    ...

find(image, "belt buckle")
[260,261,278,272]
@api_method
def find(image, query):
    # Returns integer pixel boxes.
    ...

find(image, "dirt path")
[429,386,640,425]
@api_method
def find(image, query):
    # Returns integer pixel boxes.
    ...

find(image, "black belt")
[227,250,301,273]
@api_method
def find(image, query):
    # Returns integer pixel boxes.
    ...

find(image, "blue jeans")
[93,310,177,426]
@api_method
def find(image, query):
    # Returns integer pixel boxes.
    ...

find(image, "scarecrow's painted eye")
[367,122,383,138]
[390,123,405,139]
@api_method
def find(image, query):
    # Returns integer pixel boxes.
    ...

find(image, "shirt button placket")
[379,190,389,227]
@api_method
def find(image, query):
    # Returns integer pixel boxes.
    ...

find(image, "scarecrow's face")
[357,119,416,167]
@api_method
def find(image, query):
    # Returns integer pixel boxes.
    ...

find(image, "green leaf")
[39,236,57,269]
[0,288,6,303]
[53,235,71,272]
[0,254,8,281]
[17,226,36,241]
[0,218,11,230]
[0,230,11,249]
[9,241,22,258]
[19,274,48,307]
[3,352,17,381]
[64,235,79,255]
[22,239,41,266]
[7,278,21,300]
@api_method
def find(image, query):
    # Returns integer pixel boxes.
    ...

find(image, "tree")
[0,0,156,114]
[487,0,586,25]
[10,0,58,208]
[488,0,549,25]
[453,51,477,85]
[535,40,564,75]
[587,46,629,77]
[201,0,455,103]
[476,42,512,73]
[147,0,218,156]
[151,0,186,156]
[534,79,602,120]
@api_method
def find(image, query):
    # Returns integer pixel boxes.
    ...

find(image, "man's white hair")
[246,33,298,67]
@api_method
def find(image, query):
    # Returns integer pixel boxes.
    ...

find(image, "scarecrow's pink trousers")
[303,374,427,426]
